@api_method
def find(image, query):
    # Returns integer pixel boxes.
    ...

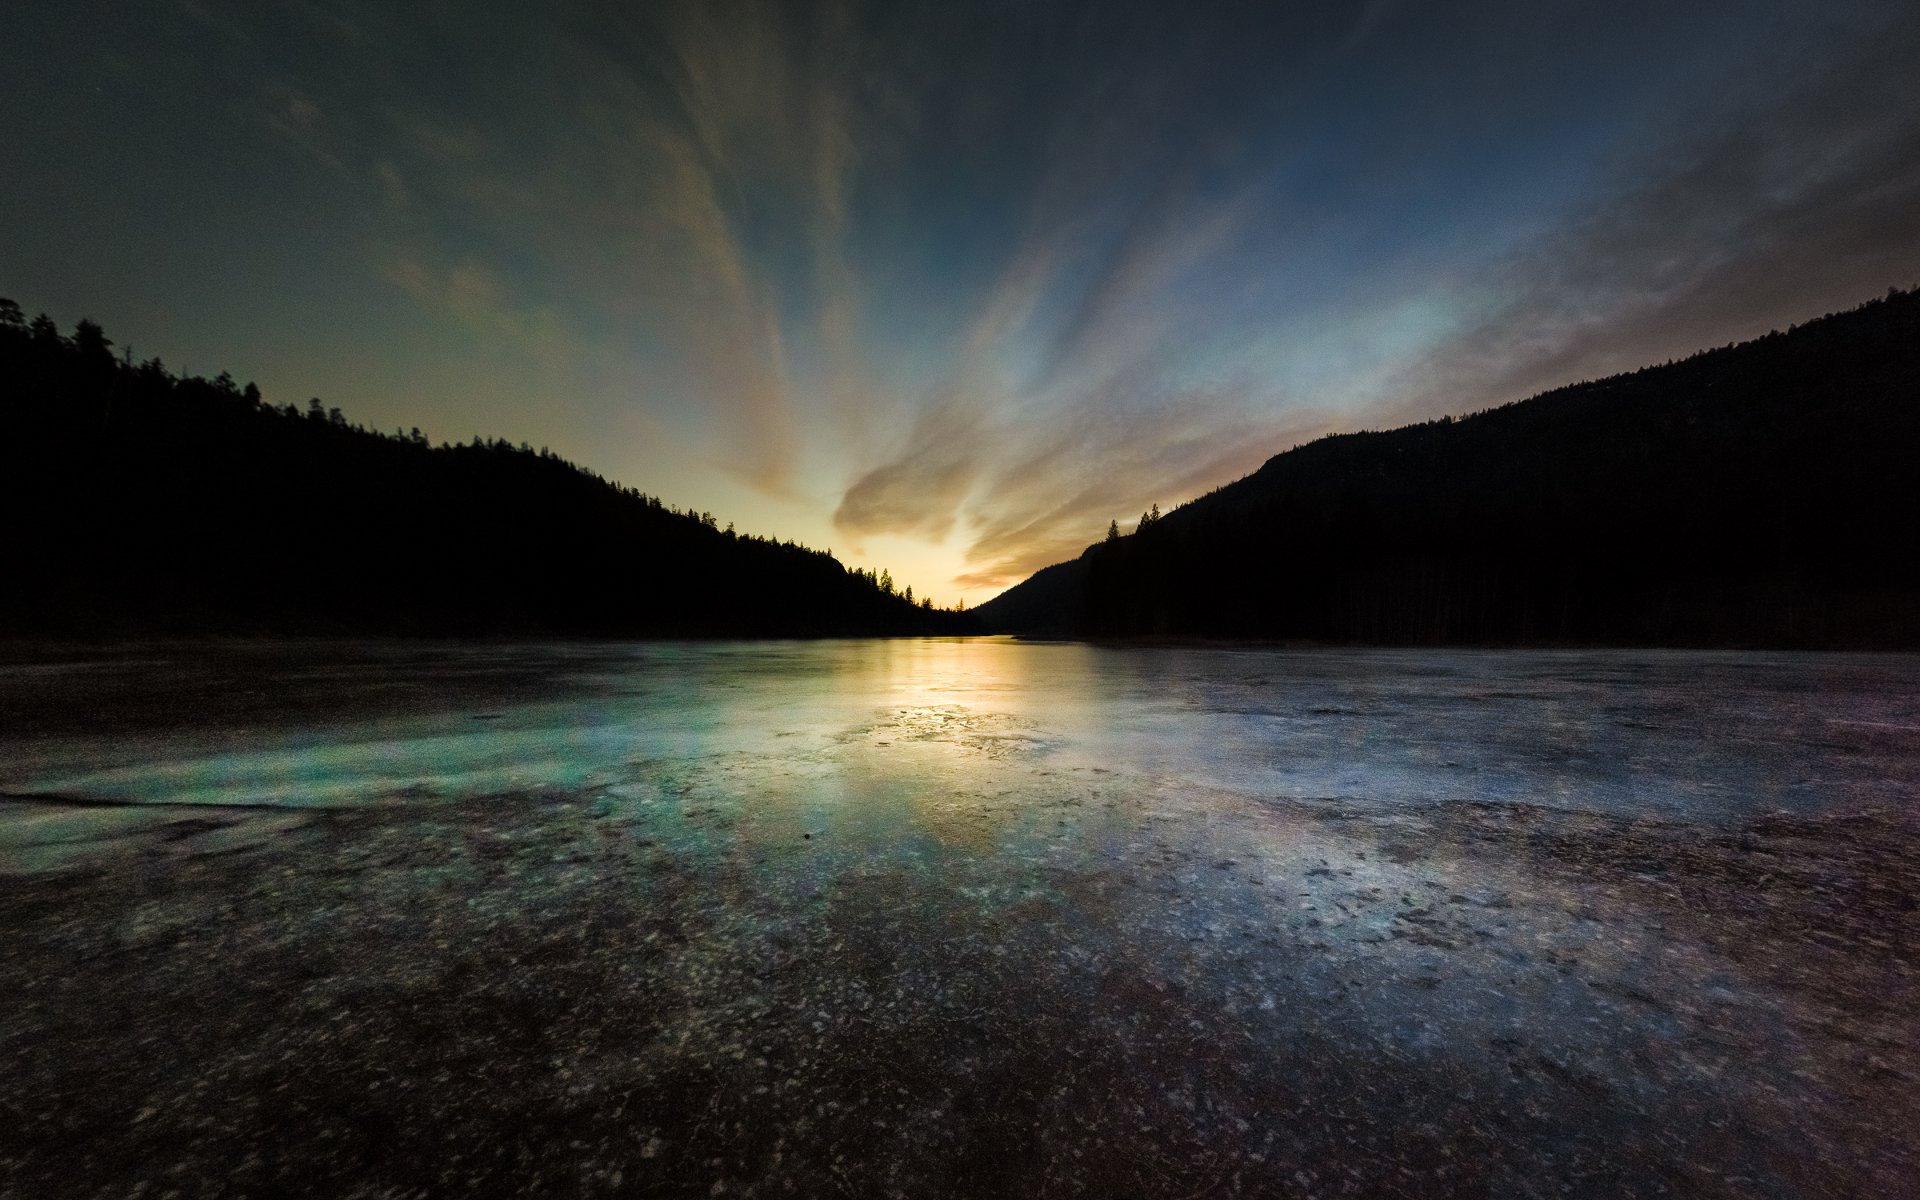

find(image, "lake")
[2,640,1916,1197]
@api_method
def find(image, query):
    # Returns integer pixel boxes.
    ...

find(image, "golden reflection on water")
[4,638,1918,855]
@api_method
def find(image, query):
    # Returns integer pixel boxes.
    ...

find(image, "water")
[1,640,1915,1197]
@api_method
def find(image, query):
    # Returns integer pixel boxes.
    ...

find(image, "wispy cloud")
[378,252,567,353]
[832,383,993,543]
[1382,4,1920,422]
[191,0,1383,582]
[948,385,1331,591]
[258,81,347,174]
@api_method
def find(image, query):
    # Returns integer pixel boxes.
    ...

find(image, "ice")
[4,641,1913,824]
[0,639,1915,1196]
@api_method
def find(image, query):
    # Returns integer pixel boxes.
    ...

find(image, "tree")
[1107,519,1120,541]
[0,304,985,639]
[71,318,113,364]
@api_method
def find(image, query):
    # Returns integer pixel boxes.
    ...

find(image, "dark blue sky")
[6,0,1918,601]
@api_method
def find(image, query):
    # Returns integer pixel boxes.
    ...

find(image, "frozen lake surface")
[2,640,1916,1197]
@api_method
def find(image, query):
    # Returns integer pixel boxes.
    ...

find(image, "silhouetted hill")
[971,557,1089,638]
[979,287,1920,647]
[0,301,973,639]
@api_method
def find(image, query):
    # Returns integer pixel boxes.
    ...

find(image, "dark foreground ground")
[3,782,1916,1199]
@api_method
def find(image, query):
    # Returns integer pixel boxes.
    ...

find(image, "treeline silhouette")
[980,287,1920,647]
[0,301,973,638]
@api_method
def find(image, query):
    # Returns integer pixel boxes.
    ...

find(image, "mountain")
[0,302,972,639]
[978,287,1920,648]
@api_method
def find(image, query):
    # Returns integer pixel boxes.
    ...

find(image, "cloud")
[258,81,347,174]
[624,124,800,493]
[831,383,992,542]
[191,1,1359,579]
[454,0,873,495]
[948,395,1328,591]
[373,161,409,210]
[380,252,568,357]
[820,81,1335,590]
[181,0,872,496]
[382,253,506,324]
[1382,4,1920,421]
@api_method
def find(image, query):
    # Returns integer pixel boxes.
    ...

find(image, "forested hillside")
[0,302,970,638]
[980,288,1920,647]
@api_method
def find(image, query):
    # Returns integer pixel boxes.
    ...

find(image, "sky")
[5,0,1919,606]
